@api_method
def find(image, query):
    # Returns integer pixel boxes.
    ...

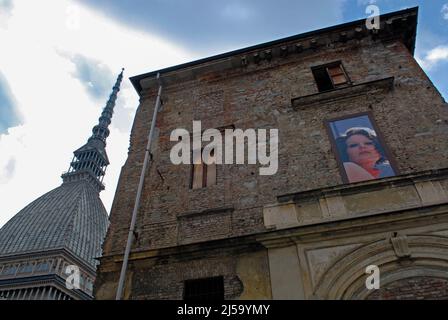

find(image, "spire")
[61,69,124,192]
[89,68,124,146]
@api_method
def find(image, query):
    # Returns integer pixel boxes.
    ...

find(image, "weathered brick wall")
[93,10,448,300]
[129,258,244,300]
[367,277,448,300]
[103,36,448,257]
[95,244,271,300]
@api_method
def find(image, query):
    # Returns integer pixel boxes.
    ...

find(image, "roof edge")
[130,6,418,95]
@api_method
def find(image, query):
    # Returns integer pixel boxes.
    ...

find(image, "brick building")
[94,8,448,300]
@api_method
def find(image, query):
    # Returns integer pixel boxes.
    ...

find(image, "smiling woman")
[327,113,397,184]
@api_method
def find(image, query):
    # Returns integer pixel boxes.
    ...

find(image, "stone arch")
[313,235,448,299]
[365,271,448,300]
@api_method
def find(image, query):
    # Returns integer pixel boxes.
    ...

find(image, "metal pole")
[116,73,163,300]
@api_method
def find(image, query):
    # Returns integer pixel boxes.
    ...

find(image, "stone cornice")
[177,206,234,220]
[276,167,448,203]
[0,274,93,300]
[0,247,97,276]
[257,202,448,247]
[291,77,394,110]
[100,202,448,266]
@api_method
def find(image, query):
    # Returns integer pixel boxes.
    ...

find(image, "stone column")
[260,239,306,300]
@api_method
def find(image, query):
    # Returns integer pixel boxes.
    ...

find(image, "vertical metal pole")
[116,73,163,300]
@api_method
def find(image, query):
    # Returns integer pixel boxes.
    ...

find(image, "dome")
[0,180,109,268]
[0,70,122,300]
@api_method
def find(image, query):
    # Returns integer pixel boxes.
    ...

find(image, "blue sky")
[0,0,447,228]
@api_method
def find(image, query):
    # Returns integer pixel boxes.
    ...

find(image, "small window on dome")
[35,262,50,273]
[18,264,33,274]
[1,265,17,276]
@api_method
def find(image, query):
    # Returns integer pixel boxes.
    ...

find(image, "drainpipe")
[116,73,163,300]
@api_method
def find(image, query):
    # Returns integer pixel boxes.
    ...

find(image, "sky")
[0,0,447,228]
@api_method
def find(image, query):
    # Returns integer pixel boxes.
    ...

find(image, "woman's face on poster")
[345,134,380,167]
[327,114,398,183]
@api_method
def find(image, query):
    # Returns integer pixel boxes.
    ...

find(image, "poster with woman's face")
[327,114,397,184]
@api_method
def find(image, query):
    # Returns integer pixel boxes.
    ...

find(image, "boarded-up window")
[191,149,217,189]
[312,62,349,92]
[327,64,348,86]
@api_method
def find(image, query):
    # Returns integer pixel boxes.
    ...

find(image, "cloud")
[0,0,194,228]
[0,0,13,13]
[0,157,16,183]
[62,52,115,100]
[0,72,21,135]
[442,4,448,20]
[0,0,14,28]
[417,45,448,70]
[75,0,347,53]
[0,0,12,7]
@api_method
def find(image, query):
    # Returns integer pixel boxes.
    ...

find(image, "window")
[189,125,234,189]
[18,263,33,274]
[184,276,224,301]
[35,262,50,273]
[191,149,217,189]
[312,62,349,92]
[86,280,94,292]
[1,265,17,276]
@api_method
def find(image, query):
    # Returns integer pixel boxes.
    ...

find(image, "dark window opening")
[184,276,224,301]
[312,62,349,92]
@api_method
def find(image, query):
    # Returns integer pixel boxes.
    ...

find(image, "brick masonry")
[103,40,448,255]
[95,9,448,300]
[367,277,448,300]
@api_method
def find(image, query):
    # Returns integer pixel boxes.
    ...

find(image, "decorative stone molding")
[0,248,96,299]
[414,180,448,205]
[263,202,300,230]
[390,233,412,258]
[177,206,234,220]
[263,169,448,231]
[291,77,394,110]
[311,235,448,299]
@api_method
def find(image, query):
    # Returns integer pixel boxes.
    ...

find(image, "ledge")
[177,206,234,220]
[257,202,448,246]
[277,168,448,203]
[291,77,394,110]
[105,202,448,265]
[0,248,97,275]
[263,168,448,232]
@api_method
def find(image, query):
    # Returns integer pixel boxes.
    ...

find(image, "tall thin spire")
[61,69,124,192]
[89,68,124,146]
